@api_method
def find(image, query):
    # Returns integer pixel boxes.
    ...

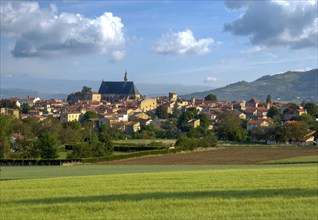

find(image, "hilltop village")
[1,71,317,159]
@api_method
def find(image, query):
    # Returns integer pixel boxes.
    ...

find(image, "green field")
[1,164,317,219]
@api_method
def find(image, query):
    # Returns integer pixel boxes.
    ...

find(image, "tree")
[187,128,201,138]
[276,122,309,143]
[0,114,13,158]
[199,131,218,147]
[82,86,92,93]
[171,102,181,118]
[204,94,217,101]
[0,99,19,109]
[156,105,168,119]
[292,113,317,129]
[266,94,271,103]
[177,107,198,132]
[304,103,318,116]
[98,128,113,154]
[267,106,281,121]
[38,133,59,159]
[215,112,247,141]
[60,121,83,144]
[250,126,271,141]
[175,134,198,150]
[82,111,98,122]
[198,114,210,130]
[21,104,34,114]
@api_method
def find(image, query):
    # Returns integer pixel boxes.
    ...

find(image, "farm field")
[113,139,176,145]
[99,146,318,165]
[1,164,317,219]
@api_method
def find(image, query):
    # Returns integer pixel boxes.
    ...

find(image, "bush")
[199,132,218,147]
[175,135,198,151]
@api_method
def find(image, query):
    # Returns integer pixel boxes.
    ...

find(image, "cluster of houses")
[0,71,316,144]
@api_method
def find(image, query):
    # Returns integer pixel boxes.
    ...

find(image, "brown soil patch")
[99,147,318,165]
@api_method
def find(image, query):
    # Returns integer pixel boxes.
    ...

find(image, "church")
[98,71,141,102]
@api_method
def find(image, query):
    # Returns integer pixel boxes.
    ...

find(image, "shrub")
[175,135,198,151]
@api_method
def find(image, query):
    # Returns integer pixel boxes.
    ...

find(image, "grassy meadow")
[1,164,317,219]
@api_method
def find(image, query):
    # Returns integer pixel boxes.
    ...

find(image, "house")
[67,91,101,104]
[188,119,200,128]
[117,107,136,116]
[169,92,177,101]
[114,121,141,134]
[138,98,157,112]
[231,109,246,119]
[0,108,19,119]
[247,119,270,130]
[246,98,261,108]
[98,71,141,102]
[28,110,42,116]
[134,118,152,126]
[304,130,316,145]
[98,113,128,127]
[17,96,41,107]
[282,108,306,120]
[134,112,150,120]
[124,121,141,134]
[60,112,81,122]
[256,107,268,119]
[243,108,258,119]
[233,100,246,111]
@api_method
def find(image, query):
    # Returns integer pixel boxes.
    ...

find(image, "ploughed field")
[98,146,318,165]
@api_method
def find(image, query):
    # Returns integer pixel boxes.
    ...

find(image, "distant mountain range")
[2,69,317,102]
[0,76,213,99]
[182,69,318,102]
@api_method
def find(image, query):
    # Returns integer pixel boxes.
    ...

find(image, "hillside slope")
[183,69,318,102]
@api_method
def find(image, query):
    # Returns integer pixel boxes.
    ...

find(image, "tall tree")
[156,105,168,119]
[304,103,318,116]
[82,86,92,93]
[215,112,247,141]
[38,133,59,159]
[0,114,13,158]
[204,94,217,101]
[82,111,98,123]
[266,94,271,103]
[267,106,281,121]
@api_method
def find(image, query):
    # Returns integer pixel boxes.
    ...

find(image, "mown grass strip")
[259,155,318,165]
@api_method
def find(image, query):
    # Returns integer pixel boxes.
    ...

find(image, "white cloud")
[204,76,221,83]
[240,46,266,55]
[153,29,214,55]
[0,1,126,59]
[111,50,126,62]
[224,0,318,49]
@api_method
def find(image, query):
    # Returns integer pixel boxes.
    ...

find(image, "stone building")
[98,71,141,102]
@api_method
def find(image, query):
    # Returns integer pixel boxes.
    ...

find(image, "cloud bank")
[153,29,214,55]
[0,1,126,60]
[224,0,317,49]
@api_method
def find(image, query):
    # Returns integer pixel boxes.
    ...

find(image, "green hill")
[183,69,317,102]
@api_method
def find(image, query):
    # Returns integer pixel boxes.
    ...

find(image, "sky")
[1,0,317,88]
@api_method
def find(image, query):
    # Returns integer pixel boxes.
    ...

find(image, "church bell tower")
[124,70,128,82]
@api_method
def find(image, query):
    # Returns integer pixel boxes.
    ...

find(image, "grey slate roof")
[98,81,141,95]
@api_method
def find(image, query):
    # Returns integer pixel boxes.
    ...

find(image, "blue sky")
[1,0,317,88]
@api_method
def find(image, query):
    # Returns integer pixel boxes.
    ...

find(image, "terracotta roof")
[247,98,261,104]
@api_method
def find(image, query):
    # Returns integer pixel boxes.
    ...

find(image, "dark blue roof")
[98,81,141,95]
